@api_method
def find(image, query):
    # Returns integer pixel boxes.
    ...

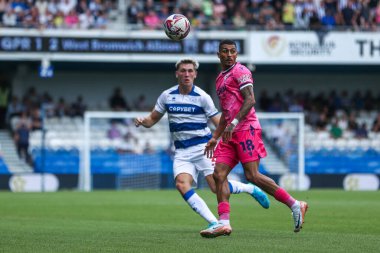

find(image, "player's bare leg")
[200,163,233,238]
[205,174,269,209]
[242,161,309,232]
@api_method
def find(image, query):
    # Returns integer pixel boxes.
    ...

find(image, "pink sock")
[218,202,230,220]
[274,188,296,208]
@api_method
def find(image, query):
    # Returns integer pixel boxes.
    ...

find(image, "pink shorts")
[214,128,267,169]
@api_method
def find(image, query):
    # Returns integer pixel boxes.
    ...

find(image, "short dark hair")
[219,40,236,52]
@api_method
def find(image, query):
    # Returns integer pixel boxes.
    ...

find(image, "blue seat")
[306,149,380,174]
[30,148,380,175]
[0,158,10,174]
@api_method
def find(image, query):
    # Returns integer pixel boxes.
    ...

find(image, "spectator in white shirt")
[79,9,94,29]
[58,0,76,16]
[2,9,17,27]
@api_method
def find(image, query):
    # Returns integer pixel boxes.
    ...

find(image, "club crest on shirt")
[238,74,251,84]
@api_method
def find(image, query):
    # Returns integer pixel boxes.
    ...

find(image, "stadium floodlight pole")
[257,112,305,191]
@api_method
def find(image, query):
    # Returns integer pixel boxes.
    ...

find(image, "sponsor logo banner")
[9,173,59,192]
[279,173,311,191]
[343,174,379,191]
[251,32,380,64]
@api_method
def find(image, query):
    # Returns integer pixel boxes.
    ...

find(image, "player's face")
[176,63,197,87]
[217,44,238,70]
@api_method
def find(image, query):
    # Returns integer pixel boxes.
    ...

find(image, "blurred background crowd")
[4,84,380,170]
[258,89,380,135]
[1,0,380,30]
[4,85,380,140]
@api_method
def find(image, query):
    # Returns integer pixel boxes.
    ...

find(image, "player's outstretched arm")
[210,113,221,128]
[204,113,227,158]
[134,110,164,128]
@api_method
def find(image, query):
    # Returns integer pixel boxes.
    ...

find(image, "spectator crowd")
[1,0,380,30]
[2,85,153,163]
[127,0,380,31]
[4,85,380,144]
[2,84,380,167]
[258,88,380,171]
[258,88,380,138]
[5,86,151,129]
[0,0,117,29]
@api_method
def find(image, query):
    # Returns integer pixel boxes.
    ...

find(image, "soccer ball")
[163,14,191,41]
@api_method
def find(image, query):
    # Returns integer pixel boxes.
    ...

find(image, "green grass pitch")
[1,190,379,253]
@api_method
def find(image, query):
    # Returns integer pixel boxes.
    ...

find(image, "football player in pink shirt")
[201,40,308,238]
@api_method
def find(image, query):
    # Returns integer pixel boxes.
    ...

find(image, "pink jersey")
[215,62,261,131]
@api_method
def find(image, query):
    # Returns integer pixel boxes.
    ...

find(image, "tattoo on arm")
[236,86,255,121]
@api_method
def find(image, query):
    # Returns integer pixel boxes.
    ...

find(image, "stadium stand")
[1,78,378,175]
[1,0,380,31]
[0,0,119,29]
[1,1,379,190]
[124,0,380,31]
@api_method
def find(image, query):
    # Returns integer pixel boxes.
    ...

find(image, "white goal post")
[79,111,305,191]
[257,112,305,191]
[79,111,166,192]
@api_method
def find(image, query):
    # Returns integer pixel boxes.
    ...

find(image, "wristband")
[231,118,239,126]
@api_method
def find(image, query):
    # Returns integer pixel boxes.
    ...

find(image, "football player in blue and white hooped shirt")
[134,58,269,235]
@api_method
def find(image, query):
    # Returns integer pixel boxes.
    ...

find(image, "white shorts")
[173,144,214,184]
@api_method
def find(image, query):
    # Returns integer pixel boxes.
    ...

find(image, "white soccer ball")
[163,14,191,41]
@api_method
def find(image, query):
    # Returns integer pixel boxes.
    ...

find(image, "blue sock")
[228,182,234,193]
[182,189,195,200]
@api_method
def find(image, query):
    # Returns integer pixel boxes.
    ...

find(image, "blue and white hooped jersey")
[155,84,219,150]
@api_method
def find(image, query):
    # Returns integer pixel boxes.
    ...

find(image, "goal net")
[256,112,306,190]
[79,111,171,191]
[79,112,305,191]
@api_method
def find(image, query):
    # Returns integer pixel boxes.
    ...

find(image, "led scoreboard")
[0,36,244,55]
